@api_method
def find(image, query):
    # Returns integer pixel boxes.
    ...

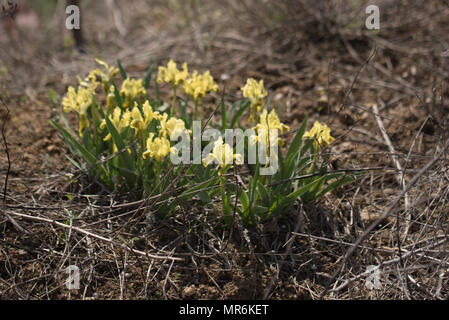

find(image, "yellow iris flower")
[249,109,289,164]
[202,136,243,173]
[157,59,189,87]
[62,85,94,137]
[130,101,161,139]
[303,121,335,150]
[78,59,119,93]
[251,109,290,147]
[183,70,219,102]
[91,59,119,92]
[241,78,267,123]
[158,113,189,140]
[100,107,131,153]
[77,73,100,91]
[142,133,173,162]
[120,78,146,108]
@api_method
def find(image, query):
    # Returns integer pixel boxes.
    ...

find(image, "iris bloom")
[251,109,289,147]
[62,86,94,137]
[100,107,131,153]
[90,59,119,92]
[183,70,219,102]
[158,113,190,140]
[120,78,146,108]
[202,137,243,173]
[142,133,173,162]
[130,101,161,139]
[303,121,335,150]
[157,59,189,87]
[241,78,267,123]
[78,73,100,91]
[78,59,119,93]
[250,109,289,164]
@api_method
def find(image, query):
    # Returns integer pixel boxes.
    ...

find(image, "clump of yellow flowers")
[157,59,189,87]
[252,109,290,145]
[157,59,218,119]
[62,59,123,137]
[303,121,335,151]
[202,136,243,174]
[142,133,173,162]
[130,101,162,140]
[158,113,190,139]
[157,59,189,117]
[89,58,120,92]
[55,57,352,225]
[62,86,93,137]
[183,70,219,102]
[250,109,290,163]
[241,78,268,124]
[58,58,194,192]
[100,107,131,142]
[120,78,146,109]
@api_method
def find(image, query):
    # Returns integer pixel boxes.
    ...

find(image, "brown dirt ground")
[0,0,448,300]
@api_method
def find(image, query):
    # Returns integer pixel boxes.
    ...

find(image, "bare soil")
[0,0,448,299]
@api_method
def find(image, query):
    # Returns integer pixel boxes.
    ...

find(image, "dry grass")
[0,0,448,299]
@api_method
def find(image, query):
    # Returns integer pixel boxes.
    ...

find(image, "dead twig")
[0,96,28,234]
[373,102,413,297]
[320,137,449,298]
[6,210,183,261]
[373,103,410,211]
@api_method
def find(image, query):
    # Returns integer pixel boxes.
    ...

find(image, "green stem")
[194,99,198,121]
[200,96,204,124]
[171,86,178,117]
[155,161,161,190]
[220,178,225,211]
[309,148,318,174]
[200,97,204,121]
[219,177,231,226]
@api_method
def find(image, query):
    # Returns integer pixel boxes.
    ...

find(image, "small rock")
[183,285,196,298]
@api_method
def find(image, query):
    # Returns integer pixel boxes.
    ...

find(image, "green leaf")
[230,100,250,128]
[286,114,308,160]
[180,178,216,202]
[112,83,123,108]
[59,107,77,137]
[239,190,251,220]
[222,192,232,217]
[257,182,270,207]
[221,97,227,131]
[144,63,156,91]
[198,191,212,203]
[52,121,109,182]
[117,60,127,80]
[104,116,136,187]
[64,154,82,171]
[228,99,242,117]
[48,89,61,106]
[179,100,190,128]
[253,205,269,221]
[282,176,326,209]
[51,121,97,167]
[248,164,259,205]
[316,171,365,198]
[300,138,314,157]
[155,79,161,106]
